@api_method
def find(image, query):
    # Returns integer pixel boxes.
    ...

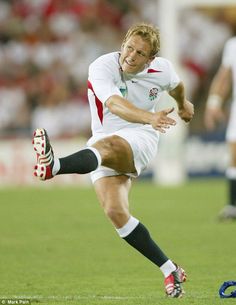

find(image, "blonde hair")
[122,23,160,57]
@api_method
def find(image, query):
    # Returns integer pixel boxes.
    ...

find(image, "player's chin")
[122,64,137,74]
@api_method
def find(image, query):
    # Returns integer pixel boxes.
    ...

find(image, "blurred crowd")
[0,0,143,138]
[178,7,235,134]
[0,0,235,138]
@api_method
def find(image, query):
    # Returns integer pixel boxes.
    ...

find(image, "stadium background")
[0,0,236,186]
[1,2,236,304]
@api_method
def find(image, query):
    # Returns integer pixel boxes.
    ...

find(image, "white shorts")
[226,100,236,142]
[87,126,159,183]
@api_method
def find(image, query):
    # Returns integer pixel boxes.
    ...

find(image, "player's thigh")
[92,135,135,173]
[94,175,131,213]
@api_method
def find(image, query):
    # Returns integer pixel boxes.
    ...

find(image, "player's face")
[120,35,154,74]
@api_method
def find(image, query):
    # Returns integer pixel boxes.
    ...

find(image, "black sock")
[123,222,168,267]
[58,148,99,175]
[229,178,236,206]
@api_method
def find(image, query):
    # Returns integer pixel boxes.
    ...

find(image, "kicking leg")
[33,128,103,180]
[94,175,186,297]
[33,129,134,180]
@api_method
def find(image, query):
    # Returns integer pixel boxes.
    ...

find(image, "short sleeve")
[166,60,180,91]
[88,60,122,105]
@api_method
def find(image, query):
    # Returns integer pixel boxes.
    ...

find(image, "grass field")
[0,179,235,305]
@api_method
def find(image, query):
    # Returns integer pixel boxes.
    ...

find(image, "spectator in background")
[0,68,29,136]
[179,8,232,100]
[31,63,91,138]
[204,36,236,220]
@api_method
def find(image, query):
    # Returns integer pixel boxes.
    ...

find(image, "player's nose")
[128,50,137,61]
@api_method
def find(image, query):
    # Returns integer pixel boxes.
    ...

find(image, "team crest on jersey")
[149,88,158,101]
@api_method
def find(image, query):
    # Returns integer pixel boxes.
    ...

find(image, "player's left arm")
[168,81,194,122]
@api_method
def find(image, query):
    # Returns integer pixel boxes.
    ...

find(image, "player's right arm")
[89,54,175,133]
[106,94,176,133]
[204,65,232,130]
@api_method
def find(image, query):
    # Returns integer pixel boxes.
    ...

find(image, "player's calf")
[32,128,103,180]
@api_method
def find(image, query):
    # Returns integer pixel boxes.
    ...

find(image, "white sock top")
[116,216,139,238]
[52,158,60,176]
[160,259,176,277]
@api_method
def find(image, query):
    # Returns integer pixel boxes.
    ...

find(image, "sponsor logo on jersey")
[149,87,158,101]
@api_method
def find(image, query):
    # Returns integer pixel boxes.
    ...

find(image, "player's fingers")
[156,126,166,133]
[179,110,193,122]
[158,118,176,127]
[160,122,170,128]
[164,107,175,115]
[165,117,176,125]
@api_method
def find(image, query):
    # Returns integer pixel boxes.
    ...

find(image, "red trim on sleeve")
[147,69,162,73]
[88,80,103,124]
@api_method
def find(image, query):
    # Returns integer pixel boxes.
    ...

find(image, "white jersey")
[222,37,236,101]
[87,52,180,136]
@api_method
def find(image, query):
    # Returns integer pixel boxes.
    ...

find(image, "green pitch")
[0,179,235,305]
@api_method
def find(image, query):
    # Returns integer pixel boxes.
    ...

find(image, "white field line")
[0,293,216,301]
[0,295,148,301]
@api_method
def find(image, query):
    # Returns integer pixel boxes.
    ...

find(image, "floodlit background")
[0,0,236,185]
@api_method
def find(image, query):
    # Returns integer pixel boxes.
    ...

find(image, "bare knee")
[103,205,130,228]
[92,135,134,172]
[92,135,122,159]
[94,176,132,228]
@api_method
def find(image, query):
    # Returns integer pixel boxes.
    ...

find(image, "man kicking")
[33,23,194,297]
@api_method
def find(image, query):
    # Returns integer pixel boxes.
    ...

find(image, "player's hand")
[178,100,194,122]
[151,107,176,133]
[204,107,225,131]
